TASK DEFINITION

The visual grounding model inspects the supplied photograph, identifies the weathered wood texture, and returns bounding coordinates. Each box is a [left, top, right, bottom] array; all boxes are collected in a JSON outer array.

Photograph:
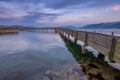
[[114, 37, 120, 63], [87, 32, 112, 57], [59, 28, 120, 63]]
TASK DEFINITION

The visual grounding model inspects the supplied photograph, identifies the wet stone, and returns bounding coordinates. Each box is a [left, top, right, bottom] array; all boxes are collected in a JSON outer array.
[[42, 64, 87, 80]]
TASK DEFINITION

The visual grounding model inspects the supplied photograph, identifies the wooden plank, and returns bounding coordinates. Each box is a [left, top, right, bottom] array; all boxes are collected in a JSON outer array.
[[114, 37, 120, 63], [59, 28, 120, 63]]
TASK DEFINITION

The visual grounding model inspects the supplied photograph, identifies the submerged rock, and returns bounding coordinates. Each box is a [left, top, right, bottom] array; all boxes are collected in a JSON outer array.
[[42, 63, 87, 80]]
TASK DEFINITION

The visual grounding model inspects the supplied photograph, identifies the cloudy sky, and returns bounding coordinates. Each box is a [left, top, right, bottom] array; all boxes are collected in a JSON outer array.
[[0, 0, 120, 27]]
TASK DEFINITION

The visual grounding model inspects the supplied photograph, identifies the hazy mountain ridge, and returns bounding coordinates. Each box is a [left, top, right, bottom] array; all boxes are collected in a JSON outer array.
[[60, 26, 78, 29], [0, 25, 35, 29], [81, 21, 120, 29], [0, 21, 120, 29]]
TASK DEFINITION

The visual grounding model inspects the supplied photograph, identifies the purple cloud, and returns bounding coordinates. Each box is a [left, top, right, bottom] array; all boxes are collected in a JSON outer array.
[[0, 0, 120, 27]]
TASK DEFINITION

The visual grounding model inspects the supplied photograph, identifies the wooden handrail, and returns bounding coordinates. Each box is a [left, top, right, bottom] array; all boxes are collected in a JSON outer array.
[[59, 28, 120, 63]]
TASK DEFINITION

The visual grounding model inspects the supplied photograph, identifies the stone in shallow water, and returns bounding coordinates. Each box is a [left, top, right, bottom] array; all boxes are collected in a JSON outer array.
[[42, 76, 50, 80], [43, 63, 87, 80]]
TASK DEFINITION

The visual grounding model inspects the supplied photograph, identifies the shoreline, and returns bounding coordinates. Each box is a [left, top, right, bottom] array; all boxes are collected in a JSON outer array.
[[61, 35, 120, 80], [0, 28, 18, 34]]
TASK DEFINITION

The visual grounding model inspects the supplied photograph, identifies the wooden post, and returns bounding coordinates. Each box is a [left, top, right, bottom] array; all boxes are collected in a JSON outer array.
[[59, 29, 62, 36], [109, 32, 117, 61], [94, 30, 96, 47], [82, 32, 88, 54], [61, 31, 64, 38], [46, 28, 47, 32], [55, 28, 57, 33], [74, 31, 78, 44], [85, 32, 88, 46], [68, 33, 70, 40], [111, 32, 114, 36], [64, 32, 66, 37], [66, 33, 70, 44], [63, 32, 65, 38]]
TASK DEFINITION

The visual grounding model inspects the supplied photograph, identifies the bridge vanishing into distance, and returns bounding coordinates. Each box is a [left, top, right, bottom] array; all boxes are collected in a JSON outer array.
[[0, 27, 120, 64]]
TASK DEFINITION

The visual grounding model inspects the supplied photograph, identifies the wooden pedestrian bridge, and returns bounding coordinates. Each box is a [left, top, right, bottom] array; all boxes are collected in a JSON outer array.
[[0, 27, 120, 64]]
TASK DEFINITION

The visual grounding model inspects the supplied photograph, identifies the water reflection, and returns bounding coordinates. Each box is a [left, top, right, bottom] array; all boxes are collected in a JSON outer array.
[[0, 31, 86, 80]]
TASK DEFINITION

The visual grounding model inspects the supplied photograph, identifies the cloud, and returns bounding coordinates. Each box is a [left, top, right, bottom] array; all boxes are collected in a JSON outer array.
[[36, 13, 60, 23], [0, 0, 41, 4], [0, 0, 120, 27], [41, 0, 120, 10], [22, 11, 60, 23], [113, 5, 120, 11], [42, 0, 88, 9], [1, 0, 119, 10], [0, 2, 28, 18], [0, 1, 61, 25]]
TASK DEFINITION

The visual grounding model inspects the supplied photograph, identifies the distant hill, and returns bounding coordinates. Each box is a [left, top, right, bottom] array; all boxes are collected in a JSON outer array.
[[81, 21, 120, 29], [0, 25, 35, 29], [1, 21, 120, 29], [60, 26, 78, 29]]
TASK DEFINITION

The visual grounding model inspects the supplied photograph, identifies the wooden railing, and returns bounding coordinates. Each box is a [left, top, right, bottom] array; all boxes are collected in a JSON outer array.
[[58, 28, 120, 63]]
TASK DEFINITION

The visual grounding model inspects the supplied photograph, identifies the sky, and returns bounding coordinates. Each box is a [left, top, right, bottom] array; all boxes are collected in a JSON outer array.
[[0, 0, 120, 27]]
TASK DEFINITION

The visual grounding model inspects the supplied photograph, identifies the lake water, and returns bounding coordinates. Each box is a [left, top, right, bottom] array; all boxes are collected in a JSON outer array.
[[0, 31, 86, 80]]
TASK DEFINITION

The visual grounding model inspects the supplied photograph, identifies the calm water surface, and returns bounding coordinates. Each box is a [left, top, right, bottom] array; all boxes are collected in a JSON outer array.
[[0, 31, 86, 80]]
